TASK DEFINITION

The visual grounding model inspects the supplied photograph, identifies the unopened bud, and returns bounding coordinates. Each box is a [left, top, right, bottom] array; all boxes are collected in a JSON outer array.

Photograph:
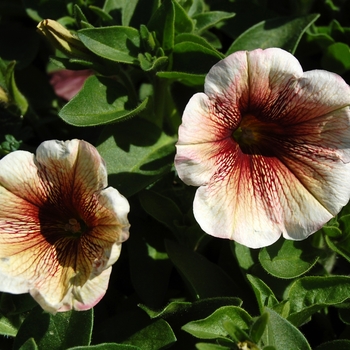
[[37, 19, 90, 59]]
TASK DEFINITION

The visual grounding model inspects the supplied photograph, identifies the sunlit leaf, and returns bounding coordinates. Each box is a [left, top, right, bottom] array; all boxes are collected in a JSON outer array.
[[287, 276, 350, 326], [260, 308, 311, 350], [182, 306, 251, 340], [59, 75, 148, 126], [13, 307, 93, 350], [78, 26, 140, 64], [227, 14, 319, 55], [259, 238, 319, 279]]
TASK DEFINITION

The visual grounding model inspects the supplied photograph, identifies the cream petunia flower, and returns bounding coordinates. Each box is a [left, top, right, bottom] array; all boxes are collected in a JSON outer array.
[[0, 139, 130, 312], [175, 48, 350, 248]]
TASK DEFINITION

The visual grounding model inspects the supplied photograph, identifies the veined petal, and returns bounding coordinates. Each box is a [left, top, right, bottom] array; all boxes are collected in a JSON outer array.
[[193, 147, 333, 248], [175, 48, 350, 248], [0, 139, 130, 312]]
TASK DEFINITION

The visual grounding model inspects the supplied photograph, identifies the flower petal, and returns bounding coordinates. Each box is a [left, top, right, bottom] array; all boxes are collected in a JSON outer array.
[[0, 139, 130, 312]]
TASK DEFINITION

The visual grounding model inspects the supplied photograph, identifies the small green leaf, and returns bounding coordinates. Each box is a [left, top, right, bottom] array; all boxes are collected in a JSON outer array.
[[59, 75, 148, 126], [148, 0, 175, 52], [18, 338, 38, 350], [165, 240, 237, 299], [247, 275, 278, 314], [5, 61, 28, 115], [182, 306, 252, 340], [123, 319, 176, 349], [78, 26, 140, 64], [0, 313, 20, 336], [227, 14, 319, 55], [13, 307, 93, 350], [173, 0, 194, 34], [321, 42, 350, 74], [260, 308, 311, 350], [97, 118, 176, 197], [250, 313, 269, 344], [89, 5, 114, 21], [156, 71, 205, 86], [259, 238, 319, 279]]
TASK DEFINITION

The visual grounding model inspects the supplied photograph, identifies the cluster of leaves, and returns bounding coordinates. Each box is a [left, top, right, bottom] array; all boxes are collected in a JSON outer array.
[[1, 0, 350, 349]]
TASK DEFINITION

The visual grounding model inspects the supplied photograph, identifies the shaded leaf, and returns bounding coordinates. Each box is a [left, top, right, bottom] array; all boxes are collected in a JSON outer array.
[[97, 118, 176, 197], [165, 240, 237, 299]]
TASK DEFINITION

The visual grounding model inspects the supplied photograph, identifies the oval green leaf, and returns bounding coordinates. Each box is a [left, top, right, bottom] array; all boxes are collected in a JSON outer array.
[[78, 26, 140, 64], [59, 75, 148, 126], [259, 239, 319, 279]]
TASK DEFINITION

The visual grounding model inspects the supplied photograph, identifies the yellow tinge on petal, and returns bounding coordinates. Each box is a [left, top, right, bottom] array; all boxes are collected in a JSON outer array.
[[37, 19, 91, 59]]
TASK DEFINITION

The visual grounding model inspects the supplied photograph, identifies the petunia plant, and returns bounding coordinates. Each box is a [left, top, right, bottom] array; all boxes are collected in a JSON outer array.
[[2, 0, 350, 349]]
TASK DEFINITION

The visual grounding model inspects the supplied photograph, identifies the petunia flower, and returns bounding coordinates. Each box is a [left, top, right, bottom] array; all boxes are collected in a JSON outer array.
[[175, 47, 350, 248], [0, 139, 130, 312]]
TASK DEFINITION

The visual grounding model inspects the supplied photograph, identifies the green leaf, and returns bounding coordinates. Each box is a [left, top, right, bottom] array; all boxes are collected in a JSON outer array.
[[165, 240, 237, 299], [0, 312, 20, 337], [231, 242, 257, 271], [18, 338, 38, 350], [97, 118, 176, 198], [123, 319, 176, 349], [325, 234, 350, 263], [175, 33, 224, 54], [140, 297, 242, 320], [156, 71, 205, 86], [247, 275, 278, 314], [13, 307, 93, 350], [148, 0, 175, 52], [321, 42, 350, 75], [192, 11, 235, 33], [171, 41, 221, 74], [260, 308, 311, 350], [78, 26, 140, 64], [5, 61, 28, 115], [173, 0, 194, 34], [227, 14, 320, 55], [250, 313, 269, 344], [287, 276, 350, 326], [138, 189, 183, 235], [59, 75, 148, 126], [182, 306, 252, 340], [258, 238, 319, 279]]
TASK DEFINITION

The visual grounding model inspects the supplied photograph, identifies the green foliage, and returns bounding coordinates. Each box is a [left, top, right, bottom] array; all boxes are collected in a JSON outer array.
[[1, 0, 350, 349]]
